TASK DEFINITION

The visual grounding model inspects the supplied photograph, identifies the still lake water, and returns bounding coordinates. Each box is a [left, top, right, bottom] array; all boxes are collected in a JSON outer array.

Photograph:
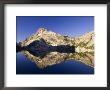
[[16, 52, 94, 74]]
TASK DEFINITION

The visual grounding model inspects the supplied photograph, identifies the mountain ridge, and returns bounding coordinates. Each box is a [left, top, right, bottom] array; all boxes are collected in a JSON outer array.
[[19, 28, 94, 53]]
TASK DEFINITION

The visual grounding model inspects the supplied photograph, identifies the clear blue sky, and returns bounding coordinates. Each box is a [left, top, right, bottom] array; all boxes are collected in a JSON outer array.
[[16, 16, 94, 42]]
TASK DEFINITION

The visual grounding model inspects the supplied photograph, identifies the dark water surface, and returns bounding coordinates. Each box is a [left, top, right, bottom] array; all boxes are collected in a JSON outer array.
[[16, 52, 94, 74]]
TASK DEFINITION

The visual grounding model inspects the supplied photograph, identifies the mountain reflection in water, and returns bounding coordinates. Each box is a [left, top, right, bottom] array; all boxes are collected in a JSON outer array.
[[17, 49, 94, 69], [16, 51, 94, 74]]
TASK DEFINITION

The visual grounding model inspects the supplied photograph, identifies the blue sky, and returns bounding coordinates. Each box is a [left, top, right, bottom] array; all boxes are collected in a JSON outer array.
[[16, 16, 94, 42]]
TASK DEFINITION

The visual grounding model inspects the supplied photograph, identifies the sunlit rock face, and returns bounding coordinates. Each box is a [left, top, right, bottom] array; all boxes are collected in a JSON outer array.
[[20, 28, 75, 47], [17, 28, 94, 68], [75, 31, 94, 53]]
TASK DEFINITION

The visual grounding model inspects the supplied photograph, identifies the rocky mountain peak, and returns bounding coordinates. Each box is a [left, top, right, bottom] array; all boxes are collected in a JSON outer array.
[[20, 28, 94, 49], [37, 28, 47, 34]]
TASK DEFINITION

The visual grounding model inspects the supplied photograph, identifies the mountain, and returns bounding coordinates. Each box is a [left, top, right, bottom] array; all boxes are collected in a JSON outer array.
[[20, 28, 75, 47], [18, 28, 94, 68], [75, 31, 94, 53]]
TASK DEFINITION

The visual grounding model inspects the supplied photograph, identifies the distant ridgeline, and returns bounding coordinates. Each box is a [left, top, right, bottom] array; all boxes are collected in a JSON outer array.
[[17, 28, 94, 68]]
